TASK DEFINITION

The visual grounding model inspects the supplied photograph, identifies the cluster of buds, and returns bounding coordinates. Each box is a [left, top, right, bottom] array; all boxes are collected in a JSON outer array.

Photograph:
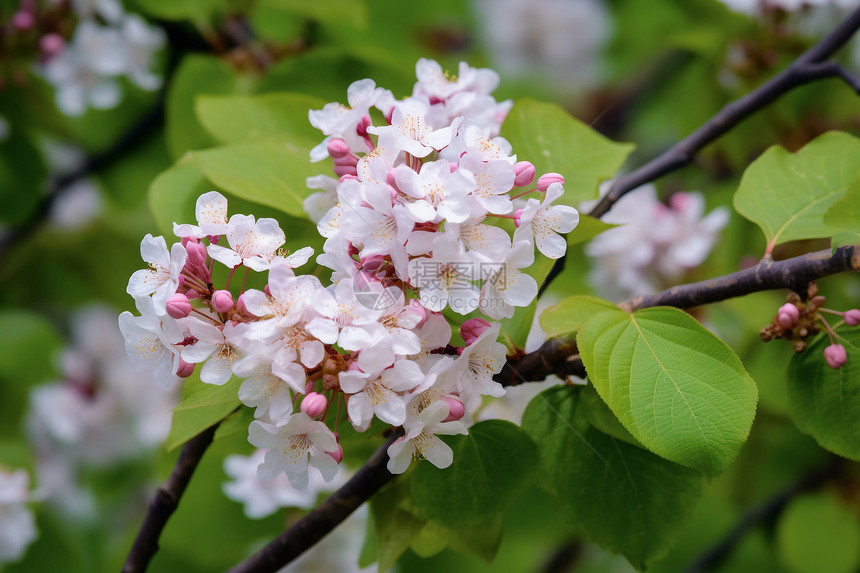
[[120, 59, 580, 489], [760, 283, 859, 369], [1, 0, 165, 115]]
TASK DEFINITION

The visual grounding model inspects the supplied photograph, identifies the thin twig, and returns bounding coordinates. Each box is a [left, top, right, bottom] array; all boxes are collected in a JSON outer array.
[[122, 421, 222, 573], [226, 432, 402, 573], [684, 458, 844, 573], [588, 4, 860, 219]]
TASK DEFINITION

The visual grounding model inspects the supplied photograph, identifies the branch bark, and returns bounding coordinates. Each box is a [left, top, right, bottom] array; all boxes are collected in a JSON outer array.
[[122, 421, 221, 573], [226, 432, 402, 573]]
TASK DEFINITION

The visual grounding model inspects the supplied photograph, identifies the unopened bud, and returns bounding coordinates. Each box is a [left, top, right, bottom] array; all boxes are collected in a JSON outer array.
[[327, 442, 344, 464], [186, 241, 207, 266], [12, 11, 35, 30], [513, 161, 536, 187], [40, 33, 66, 58], [333, 154, 358, 167], [304, 380, 316, 395], [442, 395, 465, 422], [236, 293, 248, 315], [333, 163, 358, 178], [844, 309, 860, 327], [166, 293, 192, 319], [212, 290, 233, 313], [176, 358, 195, 378], [327, 138, 351, 158], [824, 344, 847, 369], [449, 161, 458, 173], [461, 318, 492, 345], [513, 208, 525, 227], [807, 295, 826, 312], [536, 173, 564, 192], [777, 303, 799, 330], [301, 392, 328, 417]]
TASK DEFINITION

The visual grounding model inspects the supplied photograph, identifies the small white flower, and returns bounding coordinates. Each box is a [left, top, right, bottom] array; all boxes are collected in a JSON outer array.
[[386, 401, 467, 474], [513, 182, 579, 259], [0, 468, 37, 565], [207, 214, 286, 271], [118, 297, 184, 387], [126, 234, 187, 315]]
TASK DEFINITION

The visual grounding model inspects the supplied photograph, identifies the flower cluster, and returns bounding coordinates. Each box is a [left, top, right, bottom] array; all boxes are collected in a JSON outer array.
[[583, 184, 729, 301], [760, 283, 860, 369], [16, 0, 167, 116], [119, 58, 579, 488]]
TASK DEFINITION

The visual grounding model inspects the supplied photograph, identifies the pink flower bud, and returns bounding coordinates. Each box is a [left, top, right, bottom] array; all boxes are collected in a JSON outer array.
[[777, 303, 800, 330], [339, 174, 359, 182], [236, 293, 248, 315], [327, 442, 344, 464], [669, 192, 692, 212], [333, 163, 358, 177], [442, 395, 465, 422], [212, 290, 233, 313], [166, 293, 192, 319], [40, 33, 66, 58], [327, 138, 351, 158], [513, 208, 525, 227], [301, 392, 328, 418], [449, 161, 459, 173], [176, 358, 195, 378], [537, 173, 565, 192], [824, 344, 847, 369], [514, 161, 536, 187], [304, 380, 316, 395], [461, 318, 492, 345], [186, 241, 207, 267], [12, 11, 35, 30], [844, 309, 860, 327], [333, 154, 358, 167]]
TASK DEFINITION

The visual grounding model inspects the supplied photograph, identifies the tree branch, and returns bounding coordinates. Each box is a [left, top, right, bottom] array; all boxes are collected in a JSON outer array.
[[499, 245, 857, 388], [684, 458, 845, 573], [226, 432, 402, 573], [588, 4, 860, 219], [122, 420, 221, 573]]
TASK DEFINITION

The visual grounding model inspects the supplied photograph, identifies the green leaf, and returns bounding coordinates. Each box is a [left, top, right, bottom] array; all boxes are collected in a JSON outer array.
[[579, 384, 639, 447], [166, 55, 249, 160], [539, 295, 619, 338], [787, 327, 860, 460], [253, 0, 368, 28], [733, 131, 860, 251], [371, 479, 425, 572], [500, 98, 633, 205], [776, 493, 860, 573], [195, 93, 325, 146], [411, 515, 505, 563], [832, 230, 860, 248], [824, 178, 860, 238], [135, 0, 227, 21], [577, 306, 758, 475], [172, 373, 242, 411], [522, 386, 703, 569], [186, 140, 317, 219], [0, 132, 47, 225], [149, 163, 211, 236], [409, 420, 538, 527], [166, 374, 240, 451]]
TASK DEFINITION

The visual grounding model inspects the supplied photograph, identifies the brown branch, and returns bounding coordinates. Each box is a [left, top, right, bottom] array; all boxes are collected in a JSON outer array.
[[226, 432, 402, 573], [588, 4, 860, 220], [501, 245, 858, 388], [122, 421, 221, 573]]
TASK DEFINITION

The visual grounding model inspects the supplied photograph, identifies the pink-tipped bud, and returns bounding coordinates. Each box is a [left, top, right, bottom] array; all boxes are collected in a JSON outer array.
[[514, 161, 536, 187], [449, 161, 459, 173], [212, 290, 233, 313], [513, 207, 525, 227], [176, 358, 195, 378], [327, 138, 351, 158], [301, 392, 328, 418], [339, 174, 359, 182], [777, 303, 800, 330], [166, 293, 192, 319], [333, 154, 358, 167], [442, 395, 465, 422], [180, 236, 197, 247], [824, 344, 847, 369], [333, 163, 358, 178], [12, 11, 35, 30], [304, 380, 316, 395], [186, 241, 207, 266], [40, 33, 66, 58], [327, 442, 344, 464], [844, 309, 860, 327], [461, 318, 492, 345], [236, 293, 249, 315], [537, 173, 565, 192]]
